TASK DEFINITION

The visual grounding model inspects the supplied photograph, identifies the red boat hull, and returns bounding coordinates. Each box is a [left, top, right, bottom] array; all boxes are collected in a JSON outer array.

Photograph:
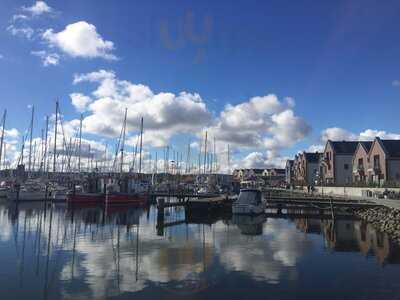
[[67, 193, 148, 206]]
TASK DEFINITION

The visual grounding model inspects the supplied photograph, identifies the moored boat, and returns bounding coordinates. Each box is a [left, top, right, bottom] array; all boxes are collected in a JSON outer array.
[[232, 189, 266, 215]]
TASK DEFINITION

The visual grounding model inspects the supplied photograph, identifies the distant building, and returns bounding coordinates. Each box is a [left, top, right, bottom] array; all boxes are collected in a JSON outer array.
[[285, 160, 294, 185], [293, 152, 321, 186], [367, 137, 400, 185], [264, 168, 286, 186], [352, 141, 373, 184], [321, 140, 358, 185]]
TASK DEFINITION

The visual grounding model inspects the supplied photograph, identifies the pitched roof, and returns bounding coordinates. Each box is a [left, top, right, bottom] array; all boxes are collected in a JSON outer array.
[[274, 168, 286, 175], [359, 141, 373, 152], [304, 152, 321, 163], [380, 140, 400, 158], [329, 141, 359, 154]]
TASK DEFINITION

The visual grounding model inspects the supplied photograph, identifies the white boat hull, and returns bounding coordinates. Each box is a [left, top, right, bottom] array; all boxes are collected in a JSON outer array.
[[232, 203, 265, 215], [7, 191, 48, 201]]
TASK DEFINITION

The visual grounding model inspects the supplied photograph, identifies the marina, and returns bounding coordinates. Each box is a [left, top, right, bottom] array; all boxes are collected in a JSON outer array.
[[0, 202, 400, 300], [2, 1, 400, 298]]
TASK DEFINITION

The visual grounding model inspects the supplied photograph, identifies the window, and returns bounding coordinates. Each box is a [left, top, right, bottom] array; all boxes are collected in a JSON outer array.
[[358, 158, 363, 168], [344, 164, 349, 170], [373, 155, 380, 169]]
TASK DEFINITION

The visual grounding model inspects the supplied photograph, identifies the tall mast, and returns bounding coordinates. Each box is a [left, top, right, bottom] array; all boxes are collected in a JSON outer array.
[[43, 116, 49, 175], [227, 144, 230, 174], [39, 129, 44, 173], [53, 101, 59, 173], [78, 114, 83, 173], [120, 108, 128, 175], [0, 109, 6, 170], [87, 144, 91, 172], [203, 131, 207, 174], [155, 151, 158, 174], [213, 136, 217, 173], [103, 143, 108, 172], [186, 141, 191, 174], [2, 141, 6, 169], [138, 117, 144, 175], [28, 105, 34, 173]]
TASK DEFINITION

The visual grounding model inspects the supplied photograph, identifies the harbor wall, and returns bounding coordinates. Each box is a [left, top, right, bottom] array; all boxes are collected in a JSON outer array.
[[302, 186, 400, 209]]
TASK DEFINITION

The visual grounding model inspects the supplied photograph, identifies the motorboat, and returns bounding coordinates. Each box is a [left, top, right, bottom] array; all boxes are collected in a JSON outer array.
[[7, 182, 49, 201], [232, 188, 266, 215]]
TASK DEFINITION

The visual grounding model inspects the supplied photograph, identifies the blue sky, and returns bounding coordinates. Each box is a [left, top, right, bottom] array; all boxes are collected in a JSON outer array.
[[1, 0, 400, 170]]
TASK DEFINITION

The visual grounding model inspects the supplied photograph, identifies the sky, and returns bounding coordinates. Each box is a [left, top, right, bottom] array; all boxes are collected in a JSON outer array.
[[1, 0, 400, 171]]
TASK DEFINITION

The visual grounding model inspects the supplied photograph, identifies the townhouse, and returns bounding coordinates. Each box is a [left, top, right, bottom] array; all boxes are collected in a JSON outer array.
[[367, 137, 400, 185], [292, 151, 321, 186], [321, 141, 358, 185]]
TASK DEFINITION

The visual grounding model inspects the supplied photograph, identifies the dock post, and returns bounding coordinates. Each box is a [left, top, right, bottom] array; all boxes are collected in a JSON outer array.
[[329, 198, 335, 222], [45, 184, 48, 203], [16, 183, 20, 204], [156, 198, 165, 236]]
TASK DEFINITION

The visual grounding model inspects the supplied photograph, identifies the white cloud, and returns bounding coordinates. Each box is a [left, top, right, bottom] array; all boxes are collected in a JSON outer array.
[[241, 152, 268, 168], [307, 144, 324, 152], [70, 93, 93, 113], [73, 69, 116, 84], [209, 95, 310, 149], [7, 24, 34, 39], [321, 127, 356, 142], [31, 50, 60, 66], [358, 129, 400, 140], [321, 127, 400, 142], [22, 1, 52, 16], [42, 21, 117, 60], [239, 151, 289, 169], [73, 70, 212, 146], [4, 128, 19, 139], [12, 14, 28, 21]]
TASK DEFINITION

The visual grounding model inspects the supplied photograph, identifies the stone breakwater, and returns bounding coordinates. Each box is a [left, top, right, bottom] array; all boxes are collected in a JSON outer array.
[[355, 207, 400, 244]]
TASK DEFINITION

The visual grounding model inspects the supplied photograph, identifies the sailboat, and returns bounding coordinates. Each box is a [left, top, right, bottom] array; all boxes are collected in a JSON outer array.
[[7, 105, 50, 201], [67, 112, 147, 206], [105, 114, 148, 206]]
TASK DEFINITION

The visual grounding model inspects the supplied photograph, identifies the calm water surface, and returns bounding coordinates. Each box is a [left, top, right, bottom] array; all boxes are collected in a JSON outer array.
[[0, 202, 400, 300]]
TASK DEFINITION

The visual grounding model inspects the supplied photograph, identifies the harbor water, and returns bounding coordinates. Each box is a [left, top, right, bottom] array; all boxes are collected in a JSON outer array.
[[0, 202, 399, 300]]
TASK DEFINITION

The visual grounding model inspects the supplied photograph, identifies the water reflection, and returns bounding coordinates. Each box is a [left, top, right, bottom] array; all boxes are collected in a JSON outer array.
[[0, 202, 399, 300]]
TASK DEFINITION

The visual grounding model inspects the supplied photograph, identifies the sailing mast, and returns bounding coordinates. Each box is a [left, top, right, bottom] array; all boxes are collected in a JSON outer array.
[[0, 109, 6, 170], [138, 117, 144, 175], [227, 144, 231, 174], [120, 108, 128, 175], [28, 105, 34, 173], [78, 114, 83, 173], [43, 116, 49, 175], [213, 136, 217, 173], [203, 131, 207, 174], [53, 101, 59, 174]]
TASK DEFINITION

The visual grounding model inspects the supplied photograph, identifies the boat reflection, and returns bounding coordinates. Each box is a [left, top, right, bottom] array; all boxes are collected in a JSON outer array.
[[294, 218, 400, 265], [232, 214, 266, 235], [0, 203, 399, 300]]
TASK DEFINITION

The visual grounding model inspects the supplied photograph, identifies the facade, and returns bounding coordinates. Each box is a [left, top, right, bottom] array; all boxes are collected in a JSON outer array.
[[233, 168, 265, 181], [322, 141, 358, 185], [352, 141, 373, 184], [367, 138, 400, 185], [285, 160, 294, 186], [264, 168, 286, 186], [293, 152, 321, 186], [233, 168, 285, 187]]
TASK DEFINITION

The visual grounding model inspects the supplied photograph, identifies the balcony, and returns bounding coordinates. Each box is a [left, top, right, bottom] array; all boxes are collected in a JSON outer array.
[[353, 165, 364, 174], [373, 165, 381, 175]]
